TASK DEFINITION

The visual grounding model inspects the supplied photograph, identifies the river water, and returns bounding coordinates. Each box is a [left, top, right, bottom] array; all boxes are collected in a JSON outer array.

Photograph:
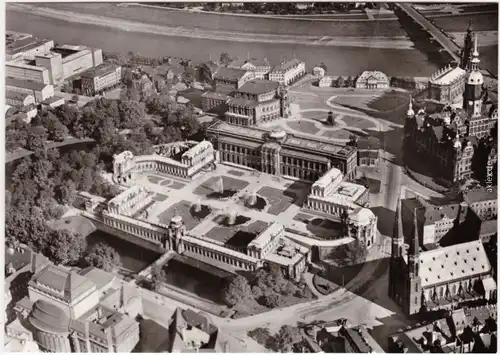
[[7, 10, 443, 77]]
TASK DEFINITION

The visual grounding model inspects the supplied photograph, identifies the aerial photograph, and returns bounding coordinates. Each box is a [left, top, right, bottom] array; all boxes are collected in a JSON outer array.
[[3, 1, 498, 353]]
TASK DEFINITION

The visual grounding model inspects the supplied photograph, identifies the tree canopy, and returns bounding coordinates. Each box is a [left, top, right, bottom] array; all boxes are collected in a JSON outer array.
[[84, 242, 122, 272], [222, 275, 252, 307]]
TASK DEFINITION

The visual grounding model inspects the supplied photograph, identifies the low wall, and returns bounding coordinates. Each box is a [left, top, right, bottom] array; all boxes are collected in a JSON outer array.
[[83, 214, 166, 254]]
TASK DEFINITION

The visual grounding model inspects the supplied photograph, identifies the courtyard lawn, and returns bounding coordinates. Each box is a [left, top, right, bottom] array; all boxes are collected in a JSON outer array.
[[257, 186, 297, 215], [320, 129, 352, 140], [341, 115, 376, 130], [286, 120, 321, 135], [170, 181, 186, 190], [227, 170, 245, 177], [193, 175, 250, 196], [204, 220, 269, 248], [366, 90, 409, 113], [51, 215, 96, 236], [147, 174, 164, 185], [299, 110, 330, 121], [157, 200, 209, 230], [153, 193, 168, 202], [159, 179, 172, 186]]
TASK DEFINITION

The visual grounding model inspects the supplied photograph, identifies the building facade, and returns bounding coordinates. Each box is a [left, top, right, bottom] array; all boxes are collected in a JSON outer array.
[[76, 64, 122, 96], [206, 121, 358, 181], [224, 79, 290, 125], [6, 33, 54, 61], [113, 141, 215, 183], [201, 91, 231, 113], [5, 90, 35, 107], [355, 71, 389, 89], [6, 62, 51, 84], [228, 57, 272, 80], [463, 186, 497, 220], [213, 67, 255, 94], [428, 64, 466, 103], [268, 58, 306, 86]]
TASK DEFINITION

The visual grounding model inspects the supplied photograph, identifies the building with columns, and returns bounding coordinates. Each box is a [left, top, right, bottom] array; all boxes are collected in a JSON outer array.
[[112, 140, 215, 183], [206, 121, 358, 181], [268, 58, 306, 86], [303, 167, 376, 248], [389, 198, 496, 315], [107, 185, 153, 217], [13, 264, 141, 353], [224, 79, 290, 126]]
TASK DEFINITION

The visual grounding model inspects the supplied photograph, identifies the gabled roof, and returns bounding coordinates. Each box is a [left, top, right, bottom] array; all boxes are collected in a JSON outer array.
[[270, 58, 303, 73], [463, 186, 497, 204], [214, 67, 248, 81], [418, 240, 491, 288]]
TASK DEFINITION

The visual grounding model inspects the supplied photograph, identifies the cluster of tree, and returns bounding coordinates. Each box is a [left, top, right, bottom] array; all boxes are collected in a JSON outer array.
[[390, 76, 418, 90], [84, 242, 122, 272], [202, 2, 377, 15], [222, 264, 309, 309], [248, 325, 303, 353], [150, 264, 168, 291], [331, 76, 356, 88]]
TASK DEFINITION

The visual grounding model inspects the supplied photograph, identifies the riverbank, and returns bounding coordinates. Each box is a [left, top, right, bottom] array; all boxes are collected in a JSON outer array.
[[6, 3, 414, 49]]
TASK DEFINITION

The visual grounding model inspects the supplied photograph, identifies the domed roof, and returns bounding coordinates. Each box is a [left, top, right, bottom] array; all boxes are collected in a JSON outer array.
[[348, 208, 375, 226], [29, 300, 70, 334], [171, 215, 183, 224], [269, 130, 286, 140]]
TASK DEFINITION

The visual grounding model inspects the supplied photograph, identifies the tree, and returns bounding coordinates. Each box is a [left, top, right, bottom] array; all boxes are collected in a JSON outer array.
[[262, 292, 280, 308], [336, 76, 345, 88], [275, 325, 302, 353], [57, 179, 77, 205], [346, 76, 355, 88], [118, 100, 145, 129], [84, 242, 122, 272], [44, 229, 86, 266], [151, 264, 167, 291], [343, 239, 368, 266], [222, 275, 252, 307], [319, 62, 328, 72], [219, 52, 231, 66], [26, 126, 47, 153], [44, 114, 69, 142]]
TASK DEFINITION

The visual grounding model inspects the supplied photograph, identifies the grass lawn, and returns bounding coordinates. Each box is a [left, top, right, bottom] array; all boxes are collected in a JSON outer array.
[[367, 90, 409, 113], [257, 186, 297, 215], [227, 169, 245, 177], [299, 110, 330, 121], [286, 120, 320, 134], [341, 115, 376, 130], [156, 200, 206, 230], [193, 176, 249, 196], [204, 220, 269, 248], [51, 215, 96, 236], [332, 95, 373, 110], [159, 179, 172, 186], [313, 274, 340, 295], [153, 193, 168, 202], [147, 175, 163, 185], [320, 129, 352, 140], [170, 181, 186, 190]]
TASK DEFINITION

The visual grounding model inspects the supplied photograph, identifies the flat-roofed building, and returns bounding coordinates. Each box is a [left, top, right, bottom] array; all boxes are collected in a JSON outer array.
[[268, 58, 306, 86], [5, 90, 35, 107], [206, 122, 358, 180], [74, 63, 121, 96], [41, 95, 65, 109], [6, 77, 54, 102], [6, 33, 54, 61], [6, 61, 51, 84]]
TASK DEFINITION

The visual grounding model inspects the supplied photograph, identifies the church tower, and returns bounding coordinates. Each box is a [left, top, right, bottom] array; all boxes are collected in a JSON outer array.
[[407, 96, 415, 119], [389, 198, 405, 303], [406, 208, 422, 315], [463, 34, 484, 117], [460, 20, 474, 70]]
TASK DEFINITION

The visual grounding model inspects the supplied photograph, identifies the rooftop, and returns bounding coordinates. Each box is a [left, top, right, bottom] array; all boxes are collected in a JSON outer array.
[[29, 265, 97, 302], [357, 70, 389, 82], [6, 36, 52, 55], [6, 77, 50, 91], [418, 240, 492, 288], [214, 67, 249, 81], [227, 97, 259, 108], [77, 267, 116, 292], [80, 63, 119, 79], [430, 66, 466, 85], [201, 91, 232, 100], [463, 186, 498, 204], [207, 121, 356, 158], [270, 58, 304, 73], [357, 136, 381, 150], [5, 90, 33, 101], [238, 79, 279, 95], [313, 167, 343, 189], [248, 222, 284, 249]]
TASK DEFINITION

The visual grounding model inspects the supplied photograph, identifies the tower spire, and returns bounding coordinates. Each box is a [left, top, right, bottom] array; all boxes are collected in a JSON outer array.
[[407, 95, 415, 117], [409, 208, 420, 257], [392, 198, 404, 258]]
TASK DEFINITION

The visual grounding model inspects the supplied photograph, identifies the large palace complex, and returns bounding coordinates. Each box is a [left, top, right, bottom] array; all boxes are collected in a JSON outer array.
[[206, 121, 358, 181]]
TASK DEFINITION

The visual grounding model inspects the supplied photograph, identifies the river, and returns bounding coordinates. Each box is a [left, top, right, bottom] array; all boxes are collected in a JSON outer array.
[[7, 9, 442, 77]]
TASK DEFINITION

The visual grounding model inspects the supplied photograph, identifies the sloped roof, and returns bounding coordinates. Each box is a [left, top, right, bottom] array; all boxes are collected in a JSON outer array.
[[78, 266, 116, 291], [418, 240, 491, 288], [30, 265, 96, 302], [29, 300, 70, 334], [238, 79, 279, 95], [214, 67, 248, 81], [227, 97, 259, 108], [463, 186, 497, 204], [168, 308, 219, 352], [270, 58, 303, 73]]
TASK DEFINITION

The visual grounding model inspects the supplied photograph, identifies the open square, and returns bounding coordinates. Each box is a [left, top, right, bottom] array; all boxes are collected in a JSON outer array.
[[341, 115, 376, 130], [321, 129, 353, 140], [257, 186, 297, 215]]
